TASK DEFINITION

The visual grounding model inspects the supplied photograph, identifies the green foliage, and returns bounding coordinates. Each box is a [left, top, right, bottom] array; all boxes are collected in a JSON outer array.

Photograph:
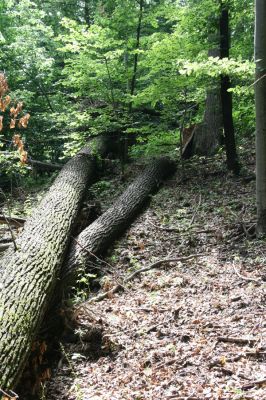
[[73, 268, 97, 304], [0, 0, 256, 170]]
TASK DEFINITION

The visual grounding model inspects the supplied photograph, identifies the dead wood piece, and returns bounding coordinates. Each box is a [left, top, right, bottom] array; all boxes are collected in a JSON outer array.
[[0, 243, 12, 253], [189, 194, 202, 226], [148, 219, 179, 233], [217, 336, 257, 345], [242, 378, 266, 390], [232, 264, 261, 283], [0, 215, 26, 227], [1, 212, 18, 250], [86, 253, 206, 304], [209, 354, 243, 368], [0, 136, 111, 391]]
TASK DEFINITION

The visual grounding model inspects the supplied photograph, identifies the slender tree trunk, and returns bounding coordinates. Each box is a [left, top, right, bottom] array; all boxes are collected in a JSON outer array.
[[0, 137, 110, 390], [220, 3, 240, 174], [185, 49, 223, 158], [129, 0, 144, 111], [255, 0, 266, 234], [104, 57, 116, 109], [84, 0, 91, 26], [61, 158, 176, 286]]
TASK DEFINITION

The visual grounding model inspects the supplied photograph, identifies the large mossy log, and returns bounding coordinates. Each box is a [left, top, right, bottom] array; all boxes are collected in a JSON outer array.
[[0, 140, 108, 390], [62, 158, 176, 285]]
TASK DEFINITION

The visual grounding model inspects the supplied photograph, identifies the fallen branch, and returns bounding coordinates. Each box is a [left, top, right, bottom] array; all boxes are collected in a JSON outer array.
[[189, 194, 202, 226], [217, 336, 257, 345], [1, 211, 18, 251], [126, 253, 206, 281], [0, 215, 26, 227], [242, 377, 266, 390], [0, 243, 12, 253], [72, 238, 115, 274], [232, 263, 261, 283], [86, 253, 206, 304]]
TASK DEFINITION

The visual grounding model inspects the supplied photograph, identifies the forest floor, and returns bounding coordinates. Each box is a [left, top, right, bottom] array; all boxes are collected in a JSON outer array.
[[2, 145, 266, 400], [44, 146, 266, 400]]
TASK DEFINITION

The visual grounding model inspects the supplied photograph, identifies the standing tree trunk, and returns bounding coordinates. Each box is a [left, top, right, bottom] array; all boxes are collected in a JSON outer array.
[[0, 137, 109, 390], [61, 158, 176, 286], [84, 0, 91, 26], [192, 53, 223, 156], [255, 0, 266, 234], [129, 0, 144, 111], [220, 2, 240, 174], [184, 50, 223, 158]]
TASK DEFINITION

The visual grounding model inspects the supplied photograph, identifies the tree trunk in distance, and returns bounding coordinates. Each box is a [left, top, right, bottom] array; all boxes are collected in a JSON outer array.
[[0, 137, 109, 390], [255, 0, 266, 234], [191, 49, 223, 157], [61, 158, 176, 286], [28, 158, 62, 173], [220, 3, 240, 174]]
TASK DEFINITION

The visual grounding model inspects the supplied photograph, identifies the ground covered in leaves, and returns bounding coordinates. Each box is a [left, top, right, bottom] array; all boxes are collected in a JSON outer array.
[[5, 149, 266, 400], [43, 149, 266, 400]]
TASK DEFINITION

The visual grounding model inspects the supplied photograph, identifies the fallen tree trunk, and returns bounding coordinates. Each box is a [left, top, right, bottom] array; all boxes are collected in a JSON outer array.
[[0, 137, 110, 390], [28, 158, 62, 172], [62, 158, 176, 285]]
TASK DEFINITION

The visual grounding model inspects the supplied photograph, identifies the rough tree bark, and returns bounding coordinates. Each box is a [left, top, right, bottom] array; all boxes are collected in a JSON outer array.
[[220, 3, 240, 174], [255, 0, 266, 234], [0, 137, 109, 390], [61, 158, 176, 286], [189, 49, 223, 158]]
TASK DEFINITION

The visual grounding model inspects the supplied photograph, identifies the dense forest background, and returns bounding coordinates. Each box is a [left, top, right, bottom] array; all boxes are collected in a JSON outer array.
[[0, 0, 254, 181]]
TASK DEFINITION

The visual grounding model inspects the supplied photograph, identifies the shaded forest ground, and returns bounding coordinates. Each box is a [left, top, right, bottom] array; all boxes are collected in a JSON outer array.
[[2, 141, 266, 400], [44, 143, 265, 400]]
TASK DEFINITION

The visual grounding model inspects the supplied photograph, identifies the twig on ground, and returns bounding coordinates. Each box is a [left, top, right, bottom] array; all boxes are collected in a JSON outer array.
[[125, 253, 206, 282], [189, 193, 202, 226], [232, 263, 261, 283], [242, 377, 266, 390], [87, 253, 206, 303], [87, 284, 123, 303], [72, 237, 115, 274], [209, 354, 244, 368], [147, 218, 179, 232], [2, 211, 18, 251], [0, 242, 12, 252], [246, 351, 266, 357], [0, 214, 25, 227], [217, 336, 257, 345], [192, 228, 215, 234], [241, 222, 256, 239]]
